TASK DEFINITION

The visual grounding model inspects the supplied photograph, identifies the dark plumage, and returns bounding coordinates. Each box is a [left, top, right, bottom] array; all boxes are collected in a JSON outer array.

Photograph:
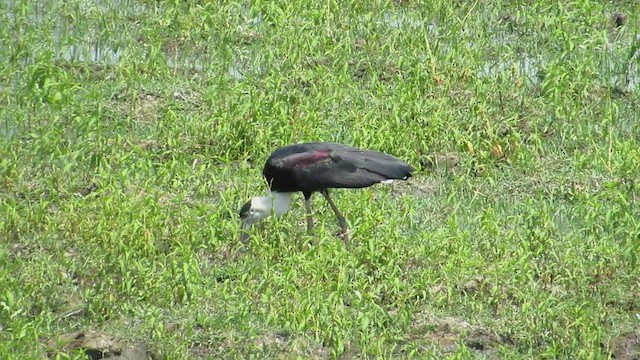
[[239, 142, 415, 244]]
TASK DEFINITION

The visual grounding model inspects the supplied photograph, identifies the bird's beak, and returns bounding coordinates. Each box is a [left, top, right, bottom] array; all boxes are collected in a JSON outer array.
[[240, 219, 253, 242]]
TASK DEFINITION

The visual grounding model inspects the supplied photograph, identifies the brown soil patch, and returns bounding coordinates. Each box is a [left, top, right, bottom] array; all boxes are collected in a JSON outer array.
[[410, 312, 502, 357], [420, 152, 460, 174], [45, 331, 155, 360], [133, 94, 162, 124], [389, 176, 438, 198], [605, 331, 640, 360]]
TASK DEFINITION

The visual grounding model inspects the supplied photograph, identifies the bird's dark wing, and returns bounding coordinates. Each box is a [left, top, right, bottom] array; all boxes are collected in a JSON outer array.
[[268, 144, 415, 190]]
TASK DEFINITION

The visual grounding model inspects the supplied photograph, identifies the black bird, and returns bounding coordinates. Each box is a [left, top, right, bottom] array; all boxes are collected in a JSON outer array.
[[239, 142, 415, 244]]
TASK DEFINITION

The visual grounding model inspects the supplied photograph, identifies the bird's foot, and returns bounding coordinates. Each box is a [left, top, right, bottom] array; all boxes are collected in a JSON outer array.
[[336, 229, 350, 246]]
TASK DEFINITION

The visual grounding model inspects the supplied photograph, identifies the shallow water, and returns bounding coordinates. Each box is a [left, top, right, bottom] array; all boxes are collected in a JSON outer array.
[[3, 0, 638, 90], [2, 0, 638, 103]]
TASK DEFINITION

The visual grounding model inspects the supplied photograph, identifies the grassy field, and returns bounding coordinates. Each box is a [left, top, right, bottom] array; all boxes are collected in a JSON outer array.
[[1, 0, 639, 358]]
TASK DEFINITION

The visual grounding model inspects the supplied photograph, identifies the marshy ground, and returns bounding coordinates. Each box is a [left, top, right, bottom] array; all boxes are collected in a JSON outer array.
[[1, 0, 639, 358]]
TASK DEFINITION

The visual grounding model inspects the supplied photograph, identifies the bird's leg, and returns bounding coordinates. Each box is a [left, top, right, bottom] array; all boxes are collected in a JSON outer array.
[[320, 189, 349, 244], [304, 194, 314, 234]]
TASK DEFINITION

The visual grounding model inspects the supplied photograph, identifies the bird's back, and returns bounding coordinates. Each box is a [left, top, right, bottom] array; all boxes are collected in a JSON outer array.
[[263, 142, 415, 193]]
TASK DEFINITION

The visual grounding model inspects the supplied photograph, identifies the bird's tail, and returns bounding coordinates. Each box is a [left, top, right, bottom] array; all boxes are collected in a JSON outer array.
[[357, 150, 415, 180]]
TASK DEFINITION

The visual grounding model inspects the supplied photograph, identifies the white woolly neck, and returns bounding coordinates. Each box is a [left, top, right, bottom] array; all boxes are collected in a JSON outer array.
[[253, 191, 294, 217]]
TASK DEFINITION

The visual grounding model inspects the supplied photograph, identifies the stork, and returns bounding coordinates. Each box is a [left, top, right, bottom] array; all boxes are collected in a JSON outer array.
[[239, 142, 415, 244]]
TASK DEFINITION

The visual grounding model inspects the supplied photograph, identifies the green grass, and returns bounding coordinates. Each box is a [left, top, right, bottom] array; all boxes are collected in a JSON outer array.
[[1, 0, 639, 358]]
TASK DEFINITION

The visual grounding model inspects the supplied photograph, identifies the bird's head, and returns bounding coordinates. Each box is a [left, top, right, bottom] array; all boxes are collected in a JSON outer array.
[[238, 192, 294, 242], [239, 196, 271, 242]]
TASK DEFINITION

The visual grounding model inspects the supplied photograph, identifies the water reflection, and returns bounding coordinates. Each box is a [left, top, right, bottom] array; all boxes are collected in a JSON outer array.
[[478, 56, 540, 85]]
